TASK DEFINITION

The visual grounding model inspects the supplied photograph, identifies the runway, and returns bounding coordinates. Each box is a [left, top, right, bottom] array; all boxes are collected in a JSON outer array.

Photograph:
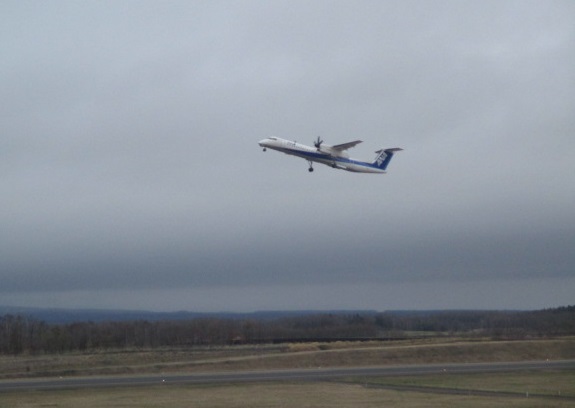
[[1, 360, 574, 392]]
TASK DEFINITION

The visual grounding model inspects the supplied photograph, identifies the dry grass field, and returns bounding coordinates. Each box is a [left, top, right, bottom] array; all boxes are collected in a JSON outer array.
[[1, 337, 574, 379], [1, 337, 574, 407], [355, 369, 575, 398], [1, 376, 575, 408]]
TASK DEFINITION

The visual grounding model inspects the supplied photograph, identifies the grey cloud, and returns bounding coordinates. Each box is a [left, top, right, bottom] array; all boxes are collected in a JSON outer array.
[[1, 1, 574, 311]]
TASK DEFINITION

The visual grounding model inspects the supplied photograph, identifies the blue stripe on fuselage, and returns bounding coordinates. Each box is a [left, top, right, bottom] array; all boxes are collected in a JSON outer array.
[[274, 146, 377, 170]]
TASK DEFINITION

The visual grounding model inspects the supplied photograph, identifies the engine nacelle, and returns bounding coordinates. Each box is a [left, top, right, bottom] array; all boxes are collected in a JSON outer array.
[[319, 146, 350, 158]]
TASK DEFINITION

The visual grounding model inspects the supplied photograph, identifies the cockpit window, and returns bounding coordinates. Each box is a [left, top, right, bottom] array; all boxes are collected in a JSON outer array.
[[269, 137, 277, 140]]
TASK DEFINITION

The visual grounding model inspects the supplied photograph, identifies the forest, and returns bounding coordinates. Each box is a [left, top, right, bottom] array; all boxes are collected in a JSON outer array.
[[1, 306, 573, 355]]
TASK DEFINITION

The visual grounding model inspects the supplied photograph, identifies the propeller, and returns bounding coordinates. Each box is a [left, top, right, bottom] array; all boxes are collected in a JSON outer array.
[[314, 136, 324, 149]]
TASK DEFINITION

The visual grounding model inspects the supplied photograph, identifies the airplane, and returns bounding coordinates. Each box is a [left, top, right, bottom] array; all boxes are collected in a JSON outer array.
[[259, 136, 402, 173]]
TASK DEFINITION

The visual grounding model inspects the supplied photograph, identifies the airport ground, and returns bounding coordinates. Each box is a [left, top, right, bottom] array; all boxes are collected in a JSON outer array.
[[1, 337, 574, 407]]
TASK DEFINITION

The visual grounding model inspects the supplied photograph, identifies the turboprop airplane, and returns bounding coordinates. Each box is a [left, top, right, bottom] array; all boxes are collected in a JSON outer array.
[[259, 136, 402, 173]]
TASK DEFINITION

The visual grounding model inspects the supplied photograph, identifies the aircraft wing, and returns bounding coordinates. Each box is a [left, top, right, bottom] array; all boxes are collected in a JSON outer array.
[[331, 140, 363, 151]]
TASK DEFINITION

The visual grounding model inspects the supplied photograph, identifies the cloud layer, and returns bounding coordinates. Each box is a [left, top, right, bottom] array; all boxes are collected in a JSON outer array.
[[2, 1, 574, 311]]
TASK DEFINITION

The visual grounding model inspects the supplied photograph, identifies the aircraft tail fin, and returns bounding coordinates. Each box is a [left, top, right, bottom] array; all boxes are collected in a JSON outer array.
[[373, 148, 403, 170]]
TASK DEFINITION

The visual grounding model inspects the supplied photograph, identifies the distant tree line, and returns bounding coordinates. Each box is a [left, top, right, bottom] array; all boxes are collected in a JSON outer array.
[[1, 306, 573, 355]]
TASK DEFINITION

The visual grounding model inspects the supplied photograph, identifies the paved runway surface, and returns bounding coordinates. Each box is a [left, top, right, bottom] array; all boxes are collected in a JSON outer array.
[[1, 360, 574, 392]]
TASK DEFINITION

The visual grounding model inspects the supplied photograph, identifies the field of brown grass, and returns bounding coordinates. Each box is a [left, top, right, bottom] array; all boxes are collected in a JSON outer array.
[[1, 376, 575, 408], [1, 337, 574, 380], [1, 337, 574, 407], [356, 369, 575, 397]]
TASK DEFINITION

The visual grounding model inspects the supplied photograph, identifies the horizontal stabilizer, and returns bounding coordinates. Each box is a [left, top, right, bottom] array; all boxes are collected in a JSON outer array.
[[375, 148, 403, 154]]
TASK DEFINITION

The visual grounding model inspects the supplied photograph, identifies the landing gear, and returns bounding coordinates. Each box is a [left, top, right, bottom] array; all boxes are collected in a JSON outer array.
[[262, 148, 267, 152], [307, 160, 314, 172]]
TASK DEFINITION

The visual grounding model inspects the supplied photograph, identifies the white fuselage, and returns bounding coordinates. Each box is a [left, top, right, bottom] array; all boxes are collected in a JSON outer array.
[[259, 137, 388, 173]]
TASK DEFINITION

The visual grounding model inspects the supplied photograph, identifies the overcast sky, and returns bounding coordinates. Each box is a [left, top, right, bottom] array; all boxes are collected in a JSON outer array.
[[2, 1, 574, 312]]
